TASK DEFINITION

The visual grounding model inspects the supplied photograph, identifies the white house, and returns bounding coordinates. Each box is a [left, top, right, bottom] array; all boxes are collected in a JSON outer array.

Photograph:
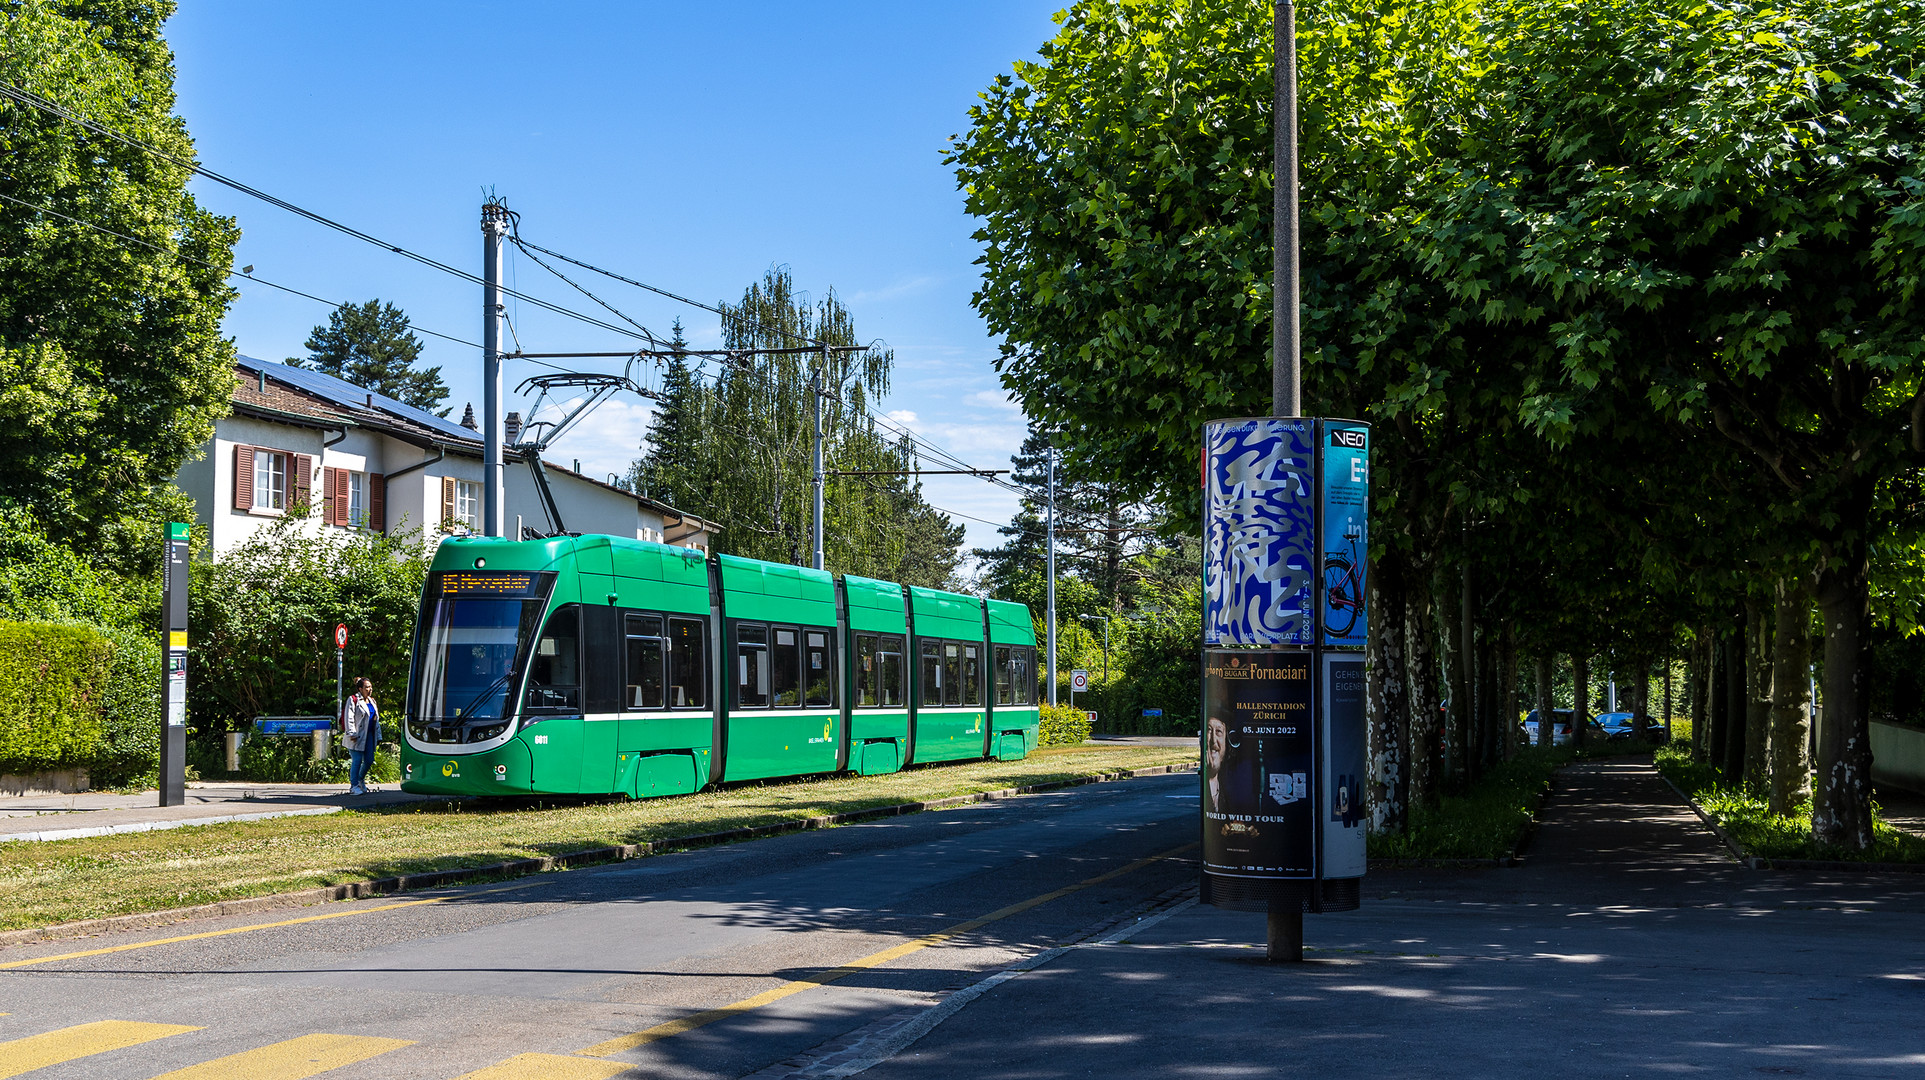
[[174, 357, 715, 557]]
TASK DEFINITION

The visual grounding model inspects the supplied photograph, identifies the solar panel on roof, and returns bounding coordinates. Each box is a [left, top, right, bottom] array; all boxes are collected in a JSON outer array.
[[239, 354, 479, 442]]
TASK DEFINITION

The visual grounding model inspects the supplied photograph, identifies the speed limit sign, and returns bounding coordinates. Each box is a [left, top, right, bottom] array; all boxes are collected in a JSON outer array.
[[1070, 669, 1089, 692], [335, 623, 349, 649]]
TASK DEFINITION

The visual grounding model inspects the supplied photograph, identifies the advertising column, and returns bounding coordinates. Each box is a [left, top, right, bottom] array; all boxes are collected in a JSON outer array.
[[1201, 417, 1369, 914], [160, 521, 189, 807]]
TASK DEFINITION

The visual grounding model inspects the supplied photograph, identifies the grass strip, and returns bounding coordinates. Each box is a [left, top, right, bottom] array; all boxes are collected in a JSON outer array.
[[1368, 745, 1577, 861], [1654, 743, 1925, 863], [0, 744, 1194, 932]]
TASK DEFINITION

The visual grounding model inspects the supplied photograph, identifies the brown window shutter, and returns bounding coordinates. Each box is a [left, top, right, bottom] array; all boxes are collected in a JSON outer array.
[[335, 467, 352, 527], [233, 445, 254, 510], [293, 454, 313, 513], [368, 473, 386, 533], [442, 475, 456, 524], [322, 467, 338, 524]]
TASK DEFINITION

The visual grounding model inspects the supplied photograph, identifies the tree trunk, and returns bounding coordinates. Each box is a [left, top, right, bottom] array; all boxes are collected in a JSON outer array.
[[1722, 621, 1747, 784], [1452, 564, 1474, 788], [1500, 626, 1519, 760], [1535, 653, 1554, 750], [1366, 547, 1409, 834], [1704, 629, 1726, 768], [1744, 597, 1773, 793], [1812, 550, 1874, 849], [1405, 574, 1441, 810], [1631, 659, 1651, 741], [1769, 577, 1812, 816], [1688, 632, 1708, 761], [1662, 654, 1673, 732], [1571, 653, 1590, 750]]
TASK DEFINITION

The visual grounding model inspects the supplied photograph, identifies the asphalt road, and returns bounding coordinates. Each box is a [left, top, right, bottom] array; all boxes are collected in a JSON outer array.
[[0, 771, 1203, 1080]]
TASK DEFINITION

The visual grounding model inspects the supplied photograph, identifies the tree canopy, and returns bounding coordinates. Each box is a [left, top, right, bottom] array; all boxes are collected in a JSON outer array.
[[633, 269, 967, 588], [953, 0, 1925, 846], [0, 0, 238, 569], [288, 299, 450, 416]]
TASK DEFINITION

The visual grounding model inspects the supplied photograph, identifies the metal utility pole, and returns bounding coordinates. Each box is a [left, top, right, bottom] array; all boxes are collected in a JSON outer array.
[[1273, 0, 1300, 418], [812, 350, 827, 571], [1269, 0, 1303, 964], [481, 200, 510, 538], [1046, 443, 1058, 707]]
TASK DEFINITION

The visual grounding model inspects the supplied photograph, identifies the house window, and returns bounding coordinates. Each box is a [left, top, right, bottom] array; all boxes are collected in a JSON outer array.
[[253, 451, 286, 511], [347, 471, 367, 527], [447, 479, 480, 531]]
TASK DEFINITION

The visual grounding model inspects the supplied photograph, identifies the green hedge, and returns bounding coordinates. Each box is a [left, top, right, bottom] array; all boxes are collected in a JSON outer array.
[[90, 625, 163, 788], [1039, 702, 1093, 746], [0, 621, 114, 774]]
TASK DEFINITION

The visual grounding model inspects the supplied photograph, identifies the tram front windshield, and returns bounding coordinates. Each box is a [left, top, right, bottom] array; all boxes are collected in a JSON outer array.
[[409, 571, 553, 744]]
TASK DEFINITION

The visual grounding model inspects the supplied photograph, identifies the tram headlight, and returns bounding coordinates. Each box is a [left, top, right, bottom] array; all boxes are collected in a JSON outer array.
[[473, 557, 486, 568]]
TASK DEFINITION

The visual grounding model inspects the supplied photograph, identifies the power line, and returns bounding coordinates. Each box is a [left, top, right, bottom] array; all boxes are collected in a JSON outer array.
[[0, 188, 484, 350], [0, 81, 649, 342]]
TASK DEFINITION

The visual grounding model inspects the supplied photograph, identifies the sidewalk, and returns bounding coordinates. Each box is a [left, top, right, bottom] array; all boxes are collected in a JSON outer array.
[[0, 782, 433, 843], [858, 758, 1925, 1080]]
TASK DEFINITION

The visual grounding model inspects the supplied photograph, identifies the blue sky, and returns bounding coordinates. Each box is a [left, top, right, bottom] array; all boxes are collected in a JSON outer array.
[[165, 2, 1062, 557]]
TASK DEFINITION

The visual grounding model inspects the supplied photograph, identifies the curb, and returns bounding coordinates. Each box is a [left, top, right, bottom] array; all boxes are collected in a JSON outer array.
[[1658, 771, 1753, 864], [1659, 771, 1925, 873], [0, 761, 1197, 948], [0, 805, 347, 844]]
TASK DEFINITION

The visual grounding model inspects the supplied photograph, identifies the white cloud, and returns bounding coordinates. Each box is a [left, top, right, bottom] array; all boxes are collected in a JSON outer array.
[[538, 396, 657, 484], [886, 409, 919, 425]]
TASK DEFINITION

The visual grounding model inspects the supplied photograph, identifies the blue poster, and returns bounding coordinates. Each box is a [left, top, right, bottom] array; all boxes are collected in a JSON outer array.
[[1203, 418, 1315, 646], [1319, 421, 1370, 647]]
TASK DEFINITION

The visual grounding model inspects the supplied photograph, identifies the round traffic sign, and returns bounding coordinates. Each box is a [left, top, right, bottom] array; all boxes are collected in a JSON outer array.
[[1070, 669, 1089, 692], [335, 623, 349, 649]]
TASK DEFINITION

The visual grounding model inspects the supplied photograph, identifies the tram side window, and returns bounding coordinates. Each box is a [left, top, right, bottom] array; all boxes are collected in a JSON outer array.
[[855, 634, 878, 707], [919, 640, 942, 706], [963, 644, 981, 706], [994, 646, 1012, 705], [771, 625, 801, 706], [943, 642, 962, 706], [668, 617, 705, 708], [736, 623, 769, 708], [878, 635, 904, 707], [1012, 647, 1033, 705], [625, 613, 664, 710], [525, 605, 581, 712], [804, 630, 833, 707]]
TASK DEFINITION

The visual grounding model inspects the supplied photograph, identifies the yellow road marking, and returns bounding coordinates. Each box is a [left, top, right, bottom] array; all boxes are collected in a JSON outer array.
[[576, 842, 1198, 1057], [149, 1033, 414, 1080], [0, 881, 545, 971], [0, 1020, 201, 1079], [453, 1053, 632, 1080]]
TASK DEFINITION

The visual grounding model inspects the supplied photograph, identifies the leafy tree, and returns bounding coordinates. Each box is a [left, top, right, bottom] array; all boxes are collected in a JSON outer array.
[[633, 268, 968, 587], [288, 299, 450, 416], [1405, 0, 1925, 847], [0, 0, 239, 566]]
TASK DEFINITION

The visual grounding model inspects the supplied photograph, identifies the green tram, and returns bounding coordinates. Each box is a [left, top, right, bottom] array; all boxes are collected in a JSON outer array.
[[398, 534, 1041, 798]]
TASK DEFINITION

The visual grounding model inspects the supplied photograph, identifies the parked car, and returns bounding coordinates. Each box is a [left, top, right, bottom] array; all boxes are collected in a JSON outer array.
[[1521, 708, 1574, 745], [1595, 712, 1672, 745]]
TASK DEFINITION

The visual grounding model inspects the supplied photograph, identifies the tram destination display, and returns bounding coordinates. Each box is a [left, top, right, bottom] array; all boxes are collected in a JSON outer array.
[[1202, 650, 1315, 878]]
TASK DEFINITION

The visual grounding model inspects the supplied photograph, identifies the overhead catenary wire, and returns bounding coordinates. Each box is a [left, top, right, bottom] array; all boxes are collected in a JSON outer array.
[[0, 81, 651, 343], [0, 188, 485, 351]]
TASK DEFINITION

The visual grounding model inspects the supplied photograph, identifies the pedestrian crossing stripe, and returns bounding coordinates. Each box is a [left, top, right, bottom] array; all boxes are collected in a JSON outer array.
[[0, 1020, 200, 1079], [452, 1053, 631, 1080], [148, 1033, 415, 1080]]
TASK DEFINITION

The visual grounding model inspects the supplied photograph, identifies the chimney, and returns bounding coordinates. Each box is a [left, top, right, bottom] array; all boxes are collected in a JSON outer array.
[[505, 411, 522, 446], [460, 402, 478, 430]]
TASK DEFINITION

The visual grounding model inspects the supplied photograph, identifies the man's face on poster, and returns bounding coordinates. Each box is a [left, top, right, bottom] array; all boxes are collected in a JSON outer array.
[[1206, 716, 1227, 773]]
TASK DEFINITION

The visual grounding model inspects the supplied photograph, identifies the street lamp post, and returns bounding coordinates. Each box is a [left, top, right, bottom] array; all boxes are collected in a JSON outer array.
[[1078, 613, 1110, 684]]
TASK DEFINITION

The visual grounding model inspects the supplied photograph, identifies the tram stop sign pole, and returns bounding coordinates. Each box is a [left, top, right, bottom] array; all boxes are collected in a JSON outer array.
[[1200, 418, 1370, 961], [160, 522, 190, 807]]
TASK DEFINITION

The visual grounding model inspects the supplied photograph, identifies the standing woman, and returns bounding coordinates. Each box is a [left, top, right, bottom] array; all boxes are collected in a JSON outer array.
[[341, 677, 382, 795]]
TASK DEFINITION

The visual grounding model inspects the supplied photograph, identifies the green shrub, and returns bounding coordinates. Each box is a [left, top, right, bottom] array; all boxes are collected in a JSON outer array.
[[0, 621, 113, 774], [1370, 745, 1574, 860], [1655, 741, 1925, 862], [89, 625, 163, 788], [1039, 702, 1093, 746]]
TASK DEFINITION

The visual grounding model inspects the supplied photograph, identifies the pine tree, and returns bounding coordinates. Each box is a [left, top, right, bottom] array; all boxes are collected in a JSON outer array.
[[289, 300, 450, 416]]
